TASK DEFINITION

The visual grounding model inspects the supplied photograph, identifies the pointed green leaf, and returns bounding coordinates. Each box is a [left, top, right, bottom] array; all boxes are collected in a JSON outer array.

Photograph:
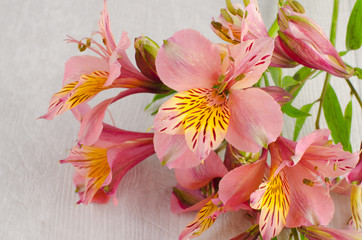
[[144, 90, 176, 110], [293, 67, 313, 81], [323, 84, 350, 151], [269, 67, 282, 87], [293, 102, 315, 141], [343, 100, 352, 152], [281, 103, 312, 118], [282, 76, 298, 88], [346, 0, 362, 50], [354, 67, 362, 79]]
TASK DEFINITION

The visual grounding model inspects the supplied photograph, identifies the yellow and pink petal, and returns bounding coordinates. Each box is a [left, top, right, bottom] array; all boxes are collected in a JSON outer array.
[[219, 151, 267, 211], [250, 171, 290, 240], [154, 88, 230, 161]]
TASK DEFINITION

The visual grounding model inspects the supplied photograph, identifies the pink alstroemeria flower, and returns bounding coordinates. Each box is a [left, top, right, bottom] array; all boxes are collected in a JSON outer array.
[[278, 5, 354, 78], [247, 130, 358, 240], [171, 151, 228, 213], [61, 123, 155, 205], [211, 0, 298, 68], [153, 29, 283, 168], [40, 0, 164, 121]]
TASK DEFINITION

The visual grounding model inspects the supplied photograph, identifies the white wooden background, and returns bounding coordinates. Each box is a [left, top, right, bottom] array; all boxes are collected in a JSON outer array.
[[0, 0, 361, 239]]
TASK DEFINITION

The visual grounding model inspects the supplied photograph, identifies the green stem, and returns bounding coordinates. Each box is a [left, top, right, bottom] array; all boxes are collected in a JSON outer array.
[[291, 228, 300, 240], [315, 73, 331, 129], [268, 18, 279, 37], [315, 0, 339, 129], [263, 72, 270, 86], [289, 69, 318, 97], [345, 78, 362, 108], [330, 0, 339, 46]]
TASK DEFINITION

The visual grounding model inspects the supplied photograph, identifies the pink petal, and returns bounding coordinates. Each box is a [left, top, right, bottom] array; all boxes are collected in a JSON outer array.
[[285, 163, 334, 227], [106, 32, 147, 86], [71, 102, 91, 122], [63, 55, 109, 85], [302, 144, 359, 178], [155, 29, 221, 92], [347, 147, 362, 185], [171, 184, 214, 214], [98, 0, 116, 52], [261, 86, 292, 106], [227, 38, 274, 90], [240, 1, 269, 40], [175, 151, 227, 190], [104, 138, 155, 197], [291, 129, 331, 165], [78, 88, 149, 145], [153, 131, 200, 169], [219, 151, 267, 211], [226, 88, 283, 153]]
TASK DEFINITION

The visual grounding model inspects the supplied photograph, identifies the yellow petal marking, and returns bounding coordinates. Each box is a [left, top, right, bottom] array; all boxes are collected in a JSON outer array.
[[252, 173, 290, 238], [66, 146, 111, 204], [158, 88, 230, 159], [180, 195, 223, 239], [48, 71, 110, 116], [351, 185, 362, 230]]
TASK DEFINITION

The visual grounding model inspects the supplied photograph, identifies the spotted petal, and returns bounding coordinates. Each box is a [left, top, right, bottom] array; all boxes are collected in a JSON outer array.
[[179, 196, 224, 240], [250, 172, 290, 240], [228, 38, 274, 90], [154, 88, 230, 160], [61, 146, 111, 205], [40, 71, 110, 120]]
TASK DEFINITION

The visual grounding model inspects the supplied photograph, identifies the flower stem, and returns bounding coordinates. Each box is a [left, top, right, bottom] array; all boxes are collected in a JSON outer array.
[[315, 0, 339, 129], [329, 0, 339, 46], [345, 78, 362, 108], [291, 228, 300, 240]]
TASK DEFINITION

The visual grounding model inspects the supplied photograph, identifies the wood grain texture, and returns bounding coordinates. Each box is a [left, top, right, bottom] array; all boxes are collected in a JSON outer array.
[[0, 0, 360, 239]]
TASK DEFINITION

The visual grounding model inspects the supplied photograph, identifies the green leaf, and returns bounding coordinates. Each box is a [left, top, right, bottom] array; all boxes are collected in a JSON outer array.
[[293, 67, 313, 81], [344, 100, 353, 152], [281, 103, 312, 118], [288, 67, 313, 100], [293, 102, 315, 141], [339, 51, 348, 56], [346, 0, 362, 50], [323, 84, 351, 151], [144, 90, 176, 110], [354, 67, 362, 79], [269, 67, 282, 87], [282, 76, 298, 88]]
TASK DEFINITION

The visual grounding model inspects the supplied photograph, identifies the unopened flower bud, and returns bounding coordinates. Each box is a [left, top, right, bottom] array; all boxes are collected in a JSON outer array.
[[224, 143, 261, 170], [277, 6, 354, 78], [134, 36, 160, 81]]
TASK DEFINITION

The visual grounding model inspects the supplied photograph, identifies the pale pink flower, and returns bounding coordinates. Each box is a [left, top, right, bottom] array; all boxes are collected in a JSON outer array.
[[248, 130, 358, 240], [153, 29, 283, 168], [278, 6, 354, 78], [171, 151, 227, 213], [61, 123, 154, 205], [211, 0, 298, 68], [40, 0, 164, 121]]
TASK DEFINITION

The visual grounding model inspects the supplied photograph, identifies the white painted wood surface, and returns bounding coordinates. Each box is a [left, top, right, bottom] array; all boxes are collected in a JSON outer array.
[[0, 0, 360, 239]]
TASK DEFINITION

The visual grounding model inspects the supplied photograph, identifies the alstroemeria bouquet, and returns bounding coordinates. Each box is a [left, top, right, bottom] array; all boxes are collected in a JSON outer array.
[[41, 0, 362, 239]]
